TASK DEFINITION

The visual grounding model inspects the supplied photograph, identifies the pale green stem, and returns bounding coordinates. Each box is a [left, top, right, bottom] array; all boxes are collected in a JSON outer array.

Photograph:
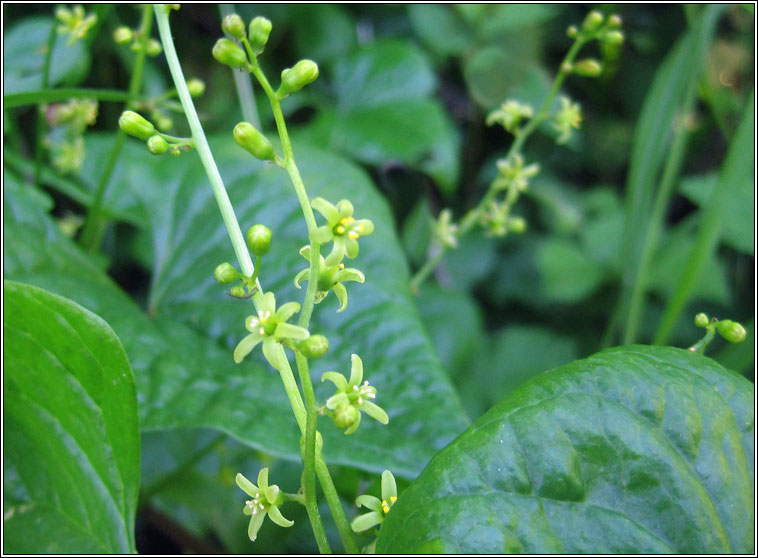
[[410, 37, 587, 289], [219, 4, 261, 129]]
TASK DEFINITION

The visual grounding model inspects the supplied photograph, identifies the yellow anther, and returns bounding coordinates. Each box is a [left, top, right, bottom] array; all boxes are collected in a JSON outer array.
[[339, 263, 345, 269], [382, 500, 390, 513], [341, 216, 355, 226], [358, 224, 365, 232], [348, 231, 360, 239], [336, 225, 345, 234], [390, 496, 397, 503]]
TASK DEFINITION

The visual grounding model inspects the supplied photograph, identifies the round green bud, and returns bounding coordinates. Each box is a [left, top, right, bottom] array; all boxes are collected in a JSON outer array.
[[212, 38, 248, 69], [508, 216, 527, 234], [119, 111, 156, 141], [279, 59, 319, 97], [113, 26, 133, 45], [299, 334, 329, 359], [608, 14, 622, 29], [246, 224, 273, 256], [249, 16, 272, 52], [603, 30, 625, 46], [230, 285, 246, 298], [233, 122, 275, 161], [145, 38, 162, 57], [214, 262, 239, 284], [582, 10, 604, 32], [716, 320, 746, 344], [147, 135, 168, 155], [694, 313, 709, 329], [170, 148, 181, 157], [222, 13, 246, 40], [187, 78, 206, 98], [155, 115, 173, 132], [573, 59, 603, 77], [333, 404, 359, 430], [566, 25, 579, 39]]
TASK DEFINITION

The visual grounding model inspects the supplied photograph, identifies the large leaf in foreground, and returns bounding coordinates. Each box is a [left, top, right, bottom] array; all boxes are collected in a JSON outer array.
[[377, 346, 754, 554], [3, 281, 139, 553], [4, 140, 468, 478]]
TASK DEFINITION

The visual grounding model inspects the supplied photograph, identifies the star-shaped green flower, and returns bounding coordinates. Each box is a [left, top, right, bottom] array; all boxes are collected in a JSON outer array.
[[294, 245, 365, 312], [234, 291, 310, 370], [322, 354, 388, 435], [310, 198, 374, 266], [236, 469, 294, 542], [351, 470, 398, 533], [552, 96, 582, 145]]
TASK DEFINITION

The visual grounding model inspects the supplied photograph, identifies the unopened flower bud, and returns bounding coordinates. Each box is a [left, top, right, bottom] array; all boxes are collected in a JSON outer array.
[[333, 404, 360, 430], [573, 59, 603, 77], [145, 38, 162, 57], [234, 122, 275, 161], [299, 334, 329, 359], [603, 30, 625, 46], [608, 14, 622, 29], [249, 16, 272, 52], [222, 13, 246, 40], [113, 26, 133, 45], [716, 320, 746, 344], [278, 60, 319, 97], [119, 111, 156, 141], [230, 285, 246, 298], [582, 11, 604, 32], [566, 25, 579, 38], [246, 224, 273, 256], [694, 313, 709, 329], [508, 216, 527, 234], [212, 38, 248, 69], [187, 78, 206, 97], [155, 115, 173, 132], [215, 262, 239, 284], [147, 135, 168, 155]]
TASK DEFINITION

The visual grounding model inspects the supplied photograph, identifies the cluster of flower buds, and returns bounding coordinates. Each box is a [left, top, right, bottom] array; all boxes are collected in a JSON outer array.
[[118, 110, 193, 156], [112, 25, 162, 57], [564, 11, 625, 79], [213, 14, 319, 100], [214, 224, 272, 298], [55, 5, 97, 45], [321, 354, 388, 435], [486, 100, 534, 135], [690, 312, 747, 353], [46, 98, 98, 174]]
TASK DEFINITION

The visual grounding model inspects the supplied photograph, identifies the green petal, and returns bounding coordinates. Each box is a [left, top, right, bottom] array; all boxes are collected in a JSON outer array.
[[275, 322, 310, 341], [299, 245, 311, 260], [262, 337, 287, 370], [381, 470, 397, 502], [310, 224, 334, 244], [261, 291, 276, 314], [257, 468, 269, 492], [333, 283, 348, 313], [293, 268, 310, 289], [234, 332, 263, 363], [311, 197, 339, 224], [321, 371, 348, 390], [361, 401, 389, 425], [334, 268, 365, 284], [350, 510, 383, 533], [276, 301, 301, 322], [264, 483, 279, 504], [247, 510, 266, 541], [355, 494, 383, 512], [345, 237, 359, 258], [344, 410, 361, 434], [236, 473, 259, 497], [349, 354, 363, 385], [354, 218, 374, 236], [336, 199, 354, 219], [325, 392, 349, 410], [268, 504, 294, 528], [328, 238, 348, 266]]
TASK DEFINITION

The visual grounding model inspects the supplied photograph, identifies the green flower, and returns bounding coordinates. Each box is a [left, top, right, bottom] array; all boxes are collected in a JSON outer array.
[[434, 208, 459, 249], [55, 5, 97, 45], [294, 246, 365, 312], [322, 354, 388, 435], [351, 470, 398, 533], [236, 469, 293, 542], [493, 153, 540, 193], [310, 198, 374, 266], [234, 291, 309, 369], [552, 96, 582, 145], [486, 99, 533, 134]]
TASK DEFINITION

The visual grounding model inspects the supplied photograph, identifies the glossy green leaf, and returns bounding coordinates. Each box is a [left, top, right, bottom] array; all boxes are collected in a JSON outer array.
[[3, 17, 91, 95], [291, 5, 356, 67], [377, 346, 754, 554], [332, 40, 436, 110], [3, 281, 139, 553], [4, 136, 469, 478]]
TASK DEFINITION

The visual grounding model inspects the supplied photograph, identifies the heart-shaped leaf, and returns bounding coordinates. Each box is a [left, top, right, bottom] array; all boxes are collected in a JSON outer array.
[[377, 346, 754, 553], [3, 281, 140, 553]]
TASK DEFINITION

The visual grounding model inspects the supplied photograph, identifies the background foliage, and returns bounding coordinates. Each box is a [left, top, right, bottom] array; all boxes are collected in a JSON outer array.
[[3, 4, 754, 554]]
